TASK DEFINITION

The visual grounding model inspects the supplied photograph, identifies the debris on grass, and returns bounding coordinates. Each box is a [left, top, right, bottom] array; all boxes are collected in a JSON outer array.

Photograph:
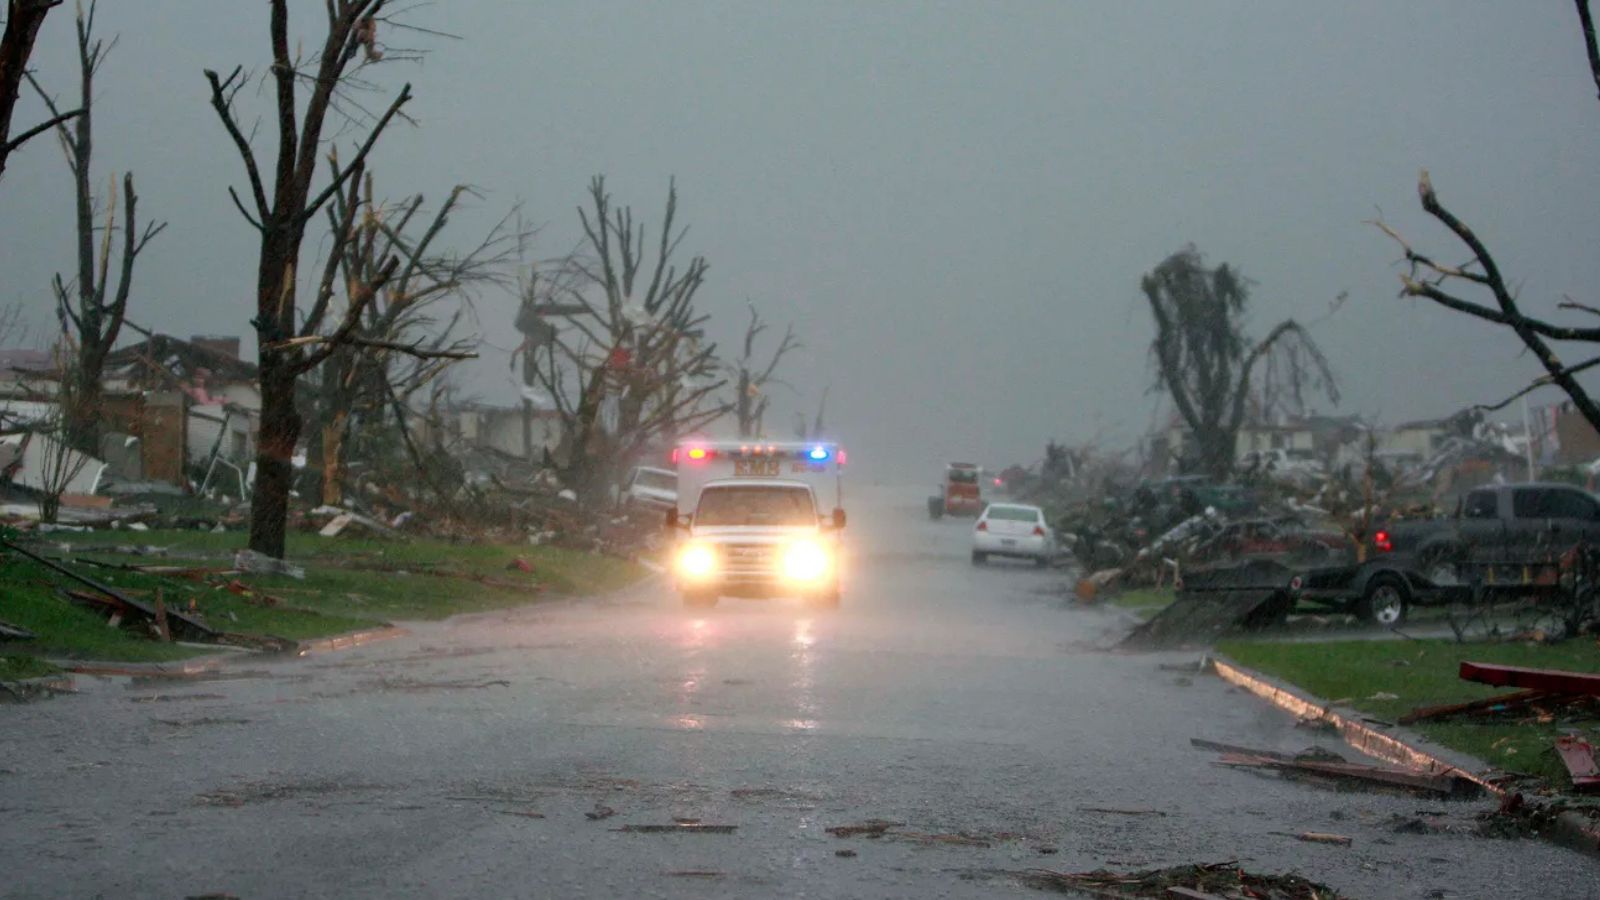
[[1078, 807, 1169, 817], [1554, 735, 1599, 793], [1010, 860, 1346, 899], [232, 549, 305, 580], [585, 803, 616, 821]]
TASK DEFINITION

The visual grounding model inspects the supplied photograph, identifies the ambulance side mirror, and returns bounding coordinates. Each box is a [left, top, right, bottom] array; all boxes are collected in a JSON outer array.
[[832, 508, 847, 529]]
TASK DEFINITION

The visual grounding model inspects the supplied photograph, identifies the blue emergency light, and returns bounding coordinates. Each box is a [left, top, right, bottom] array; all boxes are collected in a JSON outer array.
[[807, 445, 830, 461]]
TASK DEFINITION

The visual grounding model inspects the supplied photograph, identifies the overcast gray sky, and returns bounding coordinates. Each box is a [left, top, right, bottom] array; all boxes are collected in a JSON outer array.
[[4, 1, 1598, 481]]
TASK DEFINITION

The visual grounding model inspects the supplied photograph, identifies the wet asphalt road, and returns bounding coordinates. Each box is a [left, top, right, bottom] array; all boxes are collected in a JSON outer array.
[[2, 488, 1594, 899]]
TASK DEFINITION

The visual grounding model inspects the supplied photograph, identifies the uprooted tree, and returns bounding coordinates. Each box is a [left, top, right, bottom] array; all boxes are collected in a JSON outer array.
[[730, 304, 799, 439], [206, 0, 416, 558], [307, 174, 519, 507], [1142, 245, 1339, 479], [520, 176, 727, 508], [1373, 0, 1600, 436], [27, 1, 164, 451], [0, 0, 80, 188]]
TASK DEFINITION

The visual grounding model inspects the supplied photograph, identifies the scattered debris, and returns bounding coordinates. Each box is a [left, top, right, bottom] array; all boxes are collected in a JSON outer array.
[[232, 549, 306, 580], [1195, 738, 1481, 798], [664, 870, 723, 878], [364, 677, 510, 693], [613, 823, 737, 834], [196, 779, 383, 807], [834, 849, 857, 858], [826, 819, 904, 839], [1120, 562, 1295, 649], [127, 693, 227, 703], [1078, 807, 1169, 817], [0, 620, 36, 640], [1555, 735, 1600, 793], [1287, 831, 1352, 846], [1216, 750, 1480, 798], [1400, 689, 1555, 725], [154, 716, 251, 728], [586, 803, 616, 821], [496, 808, 546, 819], [1459, 661, 1600, 697], [1009, 860, 1346, 899]]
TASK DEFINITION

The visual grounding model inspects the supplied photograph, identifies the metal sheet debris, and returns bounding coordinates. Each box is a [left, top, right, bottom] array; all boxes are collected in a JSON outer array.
[[1459, 661, 1600, 698]]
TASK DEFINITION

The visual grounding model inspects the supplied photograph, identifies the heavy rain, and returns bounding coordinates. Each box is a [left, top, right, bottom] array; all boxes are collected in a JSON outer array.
[[1, 3, 1598, 898]]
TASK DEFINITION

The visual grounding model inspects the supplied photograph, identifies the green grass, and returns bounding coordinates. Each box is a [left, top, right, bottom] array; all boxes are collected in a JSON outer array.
[[3, 530, 647, 662], [0, 655, 61, 680], [0, 570, 205, 662], [1108, 587, 1176, 619], [1219, 637, 1600, 788]]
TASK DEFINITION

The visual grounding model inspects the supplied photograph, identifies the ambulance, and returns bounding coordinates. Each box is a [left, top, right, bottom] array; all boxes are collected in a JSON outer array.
[[666, 441, 846, 608]]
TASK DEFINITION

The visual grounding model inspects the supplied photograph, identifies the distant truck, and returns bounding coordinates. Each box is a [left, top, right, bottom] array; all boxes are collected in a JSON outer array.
[[927, 462, 983, 519], [667, 441, 846, 609]]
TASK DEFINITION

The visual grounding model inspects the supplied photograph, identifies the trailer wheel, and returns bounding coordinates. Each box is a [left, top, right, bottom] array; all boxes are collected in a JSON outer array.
[[1358, 575, 1409, 626]]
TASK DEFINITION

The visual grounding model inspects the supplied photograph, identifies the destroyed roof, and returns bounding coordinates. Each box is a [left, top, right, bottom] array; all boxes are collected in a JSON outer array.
[[0, 348, 56, 375], [104, 334, 257, 386]]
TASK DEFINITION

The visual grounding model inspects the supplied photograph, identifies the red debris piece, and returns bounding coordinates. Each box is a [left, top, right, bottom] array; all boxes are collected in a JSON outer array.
[[1555, 736, 1600, 793], [1459, 662, 1600, 698], [506, 558, 533, 573]]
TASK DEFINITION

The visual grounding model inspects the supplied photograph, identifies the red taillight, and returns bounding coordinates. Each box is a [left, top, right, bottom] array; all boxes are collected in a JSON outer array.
[[1374, 530, 1392, 552], [838, 450, 847, 466], [670, 448, 679, 464], [976, 521, 988, 531], [1032, 525, 1045, 537]]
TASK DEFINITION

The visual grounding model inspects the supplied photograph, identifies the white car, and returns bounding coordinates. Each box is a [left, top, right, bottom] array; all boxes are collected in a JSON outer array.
[[971, 503, 1057, 567], [622, 466, 678, 511]]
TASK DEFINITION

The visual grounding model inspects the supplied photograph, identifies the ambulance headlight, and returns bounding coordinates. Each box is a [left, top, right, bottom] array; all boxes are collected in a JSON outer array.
[[781, 539, 832, 584], [677, 542, 717, 580]]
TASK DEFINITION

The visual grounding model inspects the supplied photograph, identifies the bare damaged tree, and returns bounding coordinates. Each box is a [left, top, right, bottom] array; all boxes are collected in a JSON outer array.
[[307, 173, 518, 506], [1142, 245, 1339, 479], [731, 304, 799, 438], [205, 0, 416, 558], [522, 176, 727, 506], [0, 0, 80, 187], [26, 2, 163, 451], [1370, 3, 1600, 434]]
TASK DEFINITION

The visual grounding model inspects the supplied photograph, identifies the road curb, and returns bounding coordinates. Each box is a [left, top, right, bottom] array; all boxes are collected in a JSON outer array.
[[1211, 653, 1600, 860], [293, 624, 408, 657], [0, 672, 77, 701], [56, 656, 225, 678]]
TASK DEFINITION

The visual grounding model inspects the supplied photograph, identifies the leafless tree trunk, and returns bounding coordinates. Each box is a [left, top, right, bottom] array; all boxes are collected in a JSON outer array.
[[205, 0, 415, 557], [1142, 245, 1339, 479], [304, 173, 514, 505], [522, 177, 728, 508], [26, 3, 163, 451], [731, 304, 799, 439], [0, 0, 80, 187]]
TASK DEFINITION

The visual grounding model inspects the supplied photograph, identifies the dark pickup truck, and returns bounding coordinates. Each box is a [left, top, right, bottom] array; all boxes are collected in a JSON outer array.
[[1290, 482, 1600, 625]]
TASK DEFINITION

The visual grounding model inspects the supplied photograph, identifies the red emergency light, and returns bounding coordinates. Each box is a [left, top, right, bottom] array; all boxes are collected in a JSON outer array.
[[1374, 530, 1392, 552]]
